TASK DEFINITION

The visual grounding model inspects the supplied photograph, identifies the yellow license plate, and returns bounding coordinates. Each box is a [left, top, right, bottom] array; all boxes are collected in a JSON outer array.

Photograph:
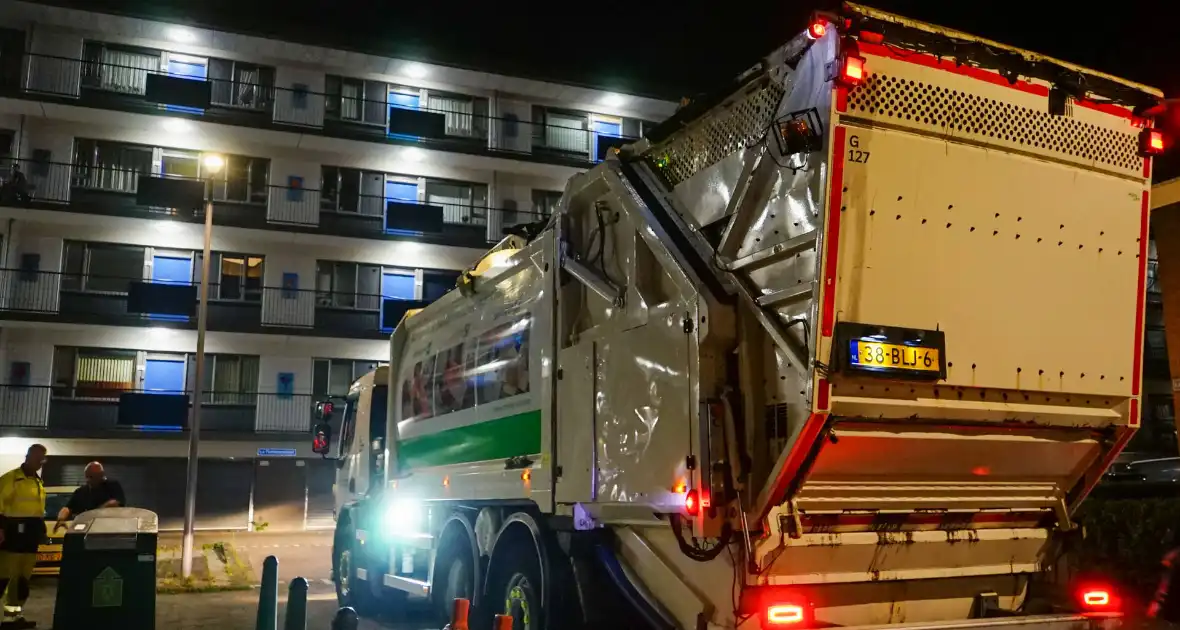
[[851, 341, 940, 372], [37, 552, 60, 563]]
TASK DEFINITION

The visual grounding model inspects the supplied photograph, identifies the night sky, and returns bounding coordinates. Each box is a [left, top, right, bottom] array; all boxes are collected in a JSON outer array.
[[31, 0, 1180, 102]]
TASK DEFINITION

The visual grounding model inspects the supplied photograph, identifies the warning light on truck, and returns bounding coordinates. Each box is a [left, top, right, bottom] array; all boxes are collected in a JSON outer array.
[[1140, 128, 1167, 157], [839, 54, 866, 87], [1077, 586, 1119, 614], [685, 489, 700, 516], [766, 603, 806, 625], [807, 20, 827, 40]]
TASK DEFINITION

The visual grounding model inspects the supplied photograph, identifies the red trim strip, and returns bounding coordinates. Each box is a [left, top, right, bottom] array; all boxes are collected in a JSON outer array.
[[1145, 155, 1153, 179], [761, 412, 827, 520], [815, 378, 830, 411], [821, 126, 847, 337], [1074, 98, 1134, 121], [858, 42, 1049, 97], [835, 85, 848, 113], [1075, 426, 1135, 504], [1130, 397, 1140, 428], [1133, 191, 1149, 396]]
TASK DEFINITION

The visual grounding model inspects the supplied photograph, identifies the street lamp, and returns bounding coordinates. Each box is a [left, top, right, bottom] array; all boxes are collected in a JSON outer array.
[[181, 153, 224, 578]]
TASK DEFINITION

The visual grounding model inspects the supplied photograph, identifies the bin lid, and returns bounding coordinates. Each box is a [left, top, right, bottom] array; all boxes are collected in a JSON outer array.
[[69, 507, 158, 534]]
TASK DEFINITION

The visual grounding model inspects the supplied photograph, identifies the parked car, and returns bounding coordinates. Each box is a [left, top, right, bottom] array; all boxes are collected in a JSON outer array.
[[34, 486, 73, 576]]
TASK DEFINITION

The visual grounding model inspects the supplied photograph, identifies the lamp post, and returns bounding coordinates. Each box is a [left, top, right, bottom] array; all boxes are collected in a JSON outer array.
[[181, 153, 224, 578]]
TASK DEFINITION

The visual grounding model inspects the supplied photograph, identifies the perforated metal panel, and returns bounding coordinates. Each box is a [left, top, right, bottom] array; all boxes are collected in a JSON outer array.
[[646, 81, 786, 186], [845, 62, 1144, 177]]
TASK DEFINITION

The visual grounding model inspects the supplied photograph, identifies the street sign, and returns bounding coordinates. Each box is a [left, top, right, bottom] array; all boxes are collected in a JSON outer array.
[[258, 448, 297, 457], [92, 566, 123, 608]]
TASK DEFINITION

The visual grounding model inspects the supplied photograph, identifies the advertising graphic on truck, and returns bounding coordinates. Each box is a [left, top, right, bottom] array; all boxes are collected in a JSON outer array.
[[311, 4, 1165, 629]]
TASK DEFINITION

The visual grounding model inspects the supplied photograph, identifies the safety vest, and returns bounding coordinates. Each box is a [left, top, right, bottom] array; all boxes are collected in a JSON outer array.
[[0, 467, 45, 519]]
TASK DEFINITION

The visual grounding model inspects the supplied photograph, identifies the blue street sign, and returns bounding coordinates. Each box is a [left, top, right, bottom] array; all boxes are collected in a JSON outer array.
[[257, 448, 298, 457]]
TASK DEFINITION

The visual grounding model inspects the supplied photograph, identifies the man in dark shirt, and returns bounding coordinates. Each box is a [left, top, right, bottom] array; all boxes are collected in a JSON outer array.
[[54, 462, 124, 529]]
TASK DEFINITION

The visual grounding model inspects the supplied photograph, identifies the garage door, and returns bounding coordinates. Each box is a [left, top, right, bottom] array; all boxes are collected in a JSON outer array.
[[195, 459, 252, 530], [253, 459, 307, 531]]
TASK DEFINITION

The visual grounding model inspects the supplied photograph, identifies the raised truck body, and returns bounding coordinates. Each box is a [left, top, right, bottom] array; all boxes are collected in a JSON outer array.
[[319, 5, 1161, 629]]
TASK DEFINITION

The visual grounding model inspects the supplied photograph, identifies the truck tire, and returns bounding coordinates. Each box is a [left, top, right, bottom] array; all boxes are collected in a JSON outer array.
[[486, 533, 544, 630], [334, 524, 377, 615], [434, 518, 481, 624]]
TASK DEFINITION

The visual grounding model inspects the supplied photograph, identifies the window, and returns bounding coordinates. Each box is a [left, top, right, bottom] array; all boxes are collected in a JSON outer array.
[[210, 155, 269, 204], [425, 180, 489, 226], [316, 261, 382, 309], [532, 107, 588, 153], [81, 42, 160, 95], [326, 75, 387, 125], [62, 241, 145, 293], [52, 347, 136, 398], [209, 59, 274, 110], [188, 353, 259, 404], [424, 91, 488, 139], [313, 359, 383, 398], [73, 139, 153, 192], [531, 190, 563, 217], [423, 270, 461, 302], [193, 252, 263, 301]]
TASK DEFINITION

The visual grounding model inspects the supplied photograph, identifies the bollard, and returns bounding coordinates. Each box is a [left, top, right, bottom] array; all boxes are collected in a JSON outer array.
[[330, 607, 359, 630], [495, 613, 514, 630], [449, 598, 471, 630], [284, 576, 308, 630], [256, 555, 279, 630]]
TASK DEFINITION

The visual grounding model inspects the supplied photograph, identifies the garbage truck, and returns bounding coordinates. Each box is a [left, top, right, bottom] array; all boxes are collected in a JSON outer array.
[[312, 4, 1166, 629]]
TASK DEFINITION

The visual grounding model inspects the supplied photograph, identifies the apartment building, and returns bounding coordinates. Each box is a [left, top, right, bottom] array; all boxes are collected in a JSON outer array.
[[1143, 180, 1180, 456], [0, 1, 677, 529]]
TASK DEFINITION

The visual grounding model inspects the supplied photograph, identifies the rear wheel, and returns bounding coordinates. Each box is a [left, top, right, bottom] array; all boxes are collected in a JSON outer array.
[[486, 537, 544, 630]]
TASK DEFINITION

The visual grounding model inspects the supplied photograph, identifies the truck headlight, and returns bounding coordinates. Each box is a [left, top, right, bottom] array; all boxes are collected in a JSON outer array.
[[384, 499, 425, 536]]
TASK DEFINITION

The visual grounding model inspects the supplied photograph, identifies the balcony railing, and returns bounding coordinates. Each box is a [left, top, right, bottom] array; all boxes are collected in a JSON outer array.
[[0, 157, 548, 246], [0, 268, 441, 338], [0, 384, 314, 433], [15, 52, 639, 167]]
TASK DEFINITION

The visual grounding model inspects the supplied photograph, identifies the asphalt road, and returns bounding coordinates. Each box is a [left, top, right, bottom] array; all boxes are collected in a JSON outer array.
[[20, 530, 441, 629]]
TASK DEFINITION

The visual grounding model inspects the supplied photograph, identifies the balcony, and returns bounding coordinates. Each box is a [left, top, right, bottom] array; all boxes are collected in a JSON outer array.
[[1, 158, 548, 248], [17, 52, 639, 169], [0, 384, 314, 435], [0, 268, 430, 339]]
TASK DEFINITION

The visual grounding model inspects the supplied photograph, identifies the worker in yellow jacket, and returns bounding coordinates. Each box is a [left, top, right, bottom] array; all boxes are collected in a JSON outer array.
[[0, 444, 46, 630]]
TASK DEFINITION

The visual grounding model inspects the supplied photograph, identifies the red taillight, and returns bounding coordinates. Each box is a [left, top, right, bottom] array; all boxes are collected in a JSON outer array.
[[1083, 591, 1110, 607], [839, 55, 866, 86], [807, 20, 828, 40], [1077, 586, 1119, 613], [1140, 128, 1167, 156], [766, 604, 806, 625], [685, 489, 699, 516]]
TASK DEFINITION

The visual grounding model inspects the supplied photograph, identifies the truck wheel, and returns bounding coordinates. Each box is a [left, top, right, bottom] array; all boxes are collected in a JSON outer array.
[[435, 553, 476, 622], [487, 538, 543, 630], [334, 528, 376, 614]]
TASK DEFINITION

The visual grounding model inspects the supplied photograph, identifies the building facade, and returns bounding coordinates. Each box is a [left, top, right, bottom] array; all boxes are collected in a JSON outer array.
[[0, 1, 676, 529]]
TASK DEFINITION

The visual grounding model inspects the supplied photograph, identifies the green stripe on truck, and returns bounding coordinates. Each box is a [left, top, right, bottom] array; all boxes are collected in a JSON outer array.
[[397, 409, 542, 469]]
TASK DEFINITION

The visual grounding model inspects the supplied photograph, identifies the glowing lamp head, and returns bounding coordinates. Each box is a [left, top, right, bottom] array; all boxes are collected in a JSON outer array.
[[1077, 585, 1119, 614], [766, 604, 806, 625], [840, 55, 866, 86], [1141, 128, 1167, 157], [807, 20, 828, 40], [384, 499, 425, 535], [684, 489, 700, 516]]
